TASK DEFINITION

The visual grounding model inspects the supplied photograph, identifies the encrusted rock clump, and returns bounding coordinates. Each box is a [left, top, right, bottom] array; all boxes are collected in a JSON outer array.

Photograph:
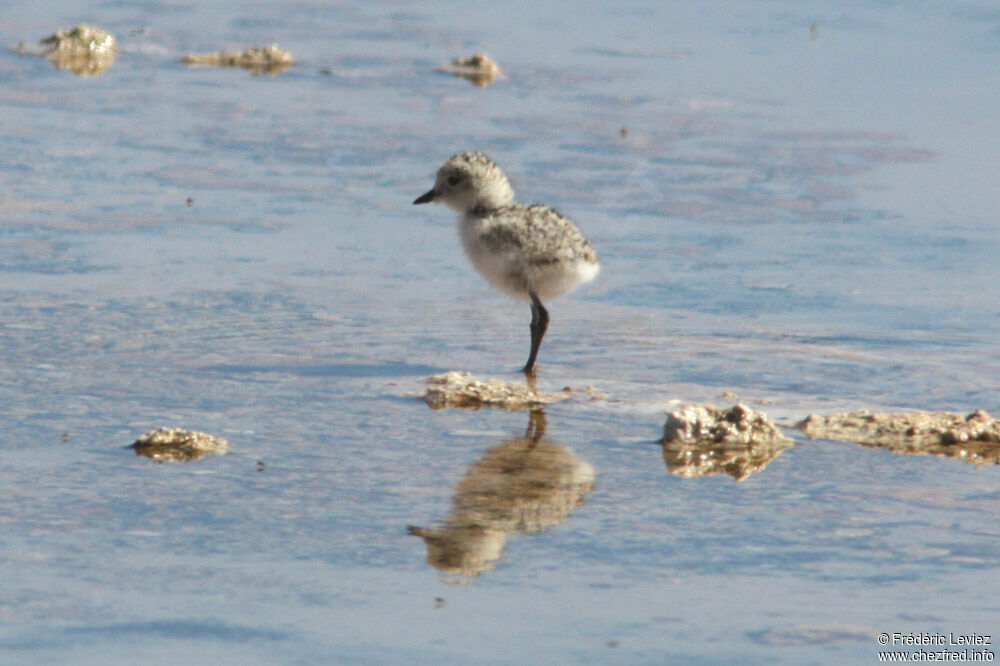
[[183, 45, 293, 73], [661, 403, 794, 480], [130, 427, 229, 462], [28, 24, 117, 75], [423, 371, 566, 411], [439, 52, 502, 87], [663, 403, 790, 446], [798, 409, 1000, 465]]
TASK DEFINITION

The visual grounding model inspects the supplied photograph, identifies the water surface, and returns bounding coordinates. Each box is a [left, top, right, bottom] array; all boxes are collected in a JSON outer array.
[[1, 1, 999, 664]]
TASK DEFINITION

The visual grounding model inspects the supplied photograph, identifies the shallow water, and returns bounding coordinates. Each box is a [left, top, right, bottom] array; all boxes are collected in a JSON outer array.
[[1, 1, 999, 664]]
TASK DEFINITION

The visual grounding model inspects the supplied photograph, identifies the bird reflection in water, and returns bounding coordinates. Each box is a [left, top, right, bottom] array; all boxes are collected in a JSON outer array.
[[408, 410, 595, 577]]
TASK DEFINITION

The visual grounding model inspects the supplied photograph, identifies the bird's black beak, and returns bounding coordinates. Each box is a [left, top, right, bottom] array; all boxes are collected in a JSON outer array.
[[413, 189, 437, 205]]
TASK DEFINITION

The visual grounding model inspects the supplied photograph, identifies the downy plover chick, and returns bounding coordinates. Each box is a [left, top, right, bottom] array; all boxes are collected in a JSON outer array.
[[414, 152, 599, 374]]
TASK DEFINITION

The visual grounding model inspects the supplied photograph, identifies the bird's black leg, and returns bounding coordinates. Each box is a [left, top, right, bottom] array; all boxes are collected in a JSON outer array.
[[523, 292, 549, 374]]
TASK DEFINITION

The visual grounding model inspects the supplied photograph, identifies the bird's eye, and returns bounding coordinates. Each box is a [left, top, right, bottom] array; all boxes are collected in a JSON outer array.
[[447, 175, 461, 186]]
